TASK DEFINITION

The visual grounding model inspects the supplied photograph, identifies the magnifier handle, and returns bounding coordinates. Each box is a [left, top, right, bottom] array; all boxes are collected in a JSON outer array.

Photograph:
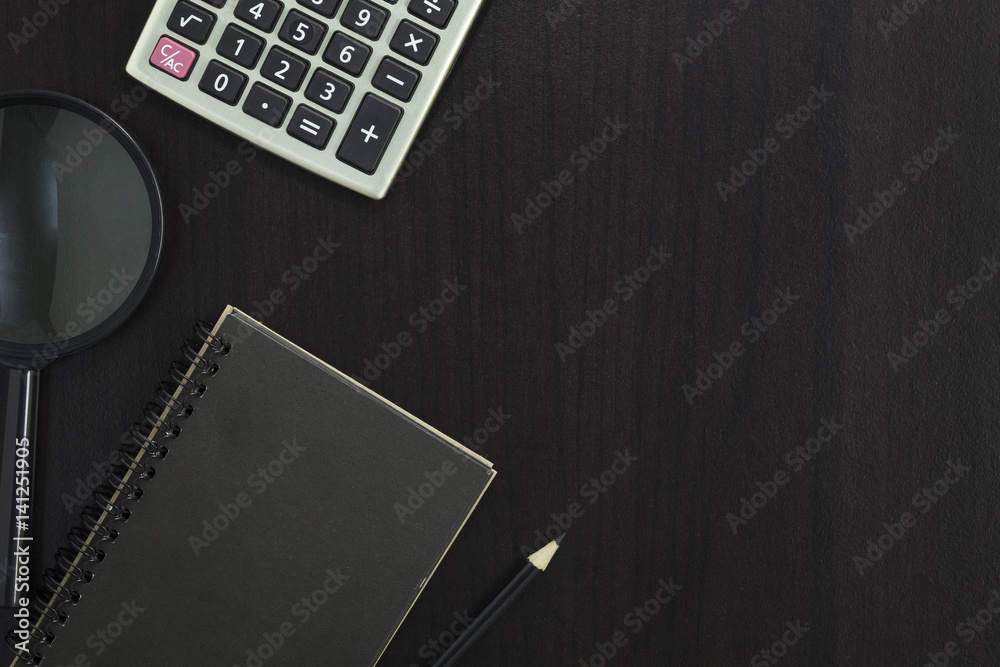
[[1, 368, 38, 608]]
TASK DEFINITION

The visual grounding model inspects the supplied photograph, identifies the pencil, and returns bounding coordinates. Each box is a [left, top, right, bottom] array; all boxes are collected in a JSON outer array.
[[434, 534, 564, 666]]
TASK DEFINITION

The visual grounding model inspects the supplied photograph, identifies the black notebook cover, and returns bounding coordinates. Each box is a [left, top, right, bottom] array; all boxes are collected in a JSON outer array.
[[11, 307, 495, 666]]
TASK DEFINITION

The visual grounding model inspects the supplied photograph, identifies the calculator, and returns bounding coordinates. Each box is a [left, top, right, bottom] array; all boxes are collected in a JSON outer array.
[[126, 0, 486, 199]]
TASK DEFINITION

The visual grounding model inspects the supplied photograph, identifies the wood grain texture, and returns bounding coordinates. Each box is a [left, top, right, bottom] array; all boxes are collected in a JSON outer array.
[[1, 0, 999, 664]]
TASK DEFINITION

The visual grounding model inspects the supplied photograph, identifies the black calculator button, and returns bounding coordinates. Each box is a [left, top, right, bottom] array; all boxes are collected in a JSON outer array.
[[296, 0, 341, 17], [242, 83, 291, 126], [305, 69, 353, 113], [288, 105, 336, 148], [340, 0, 388, 40], [372, 58, 419, 102], [323, 32, 371, 77], [216, 24, 265, 68], [260, 47, 309, 90], [407, 0, 455, 29], [337, 94, 402, 174], [278, 10, 327, 54], [167, 2, 216, 45], [234, 0, 283, 32], [198, 60, 248, 105], [389, 21, 437, 65], [203, 0, 226, 6]]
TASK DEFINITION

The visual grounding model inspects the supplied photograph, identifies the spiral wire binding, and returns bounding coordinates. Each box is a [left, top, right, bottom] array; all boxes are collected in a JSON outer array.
[[4, 321, 231, 665]]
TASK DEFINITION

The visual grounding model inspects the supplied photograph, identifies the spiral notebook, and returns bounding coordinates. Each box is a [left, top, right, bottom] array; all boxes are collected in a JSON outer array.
[[7, 306, 495, 666]]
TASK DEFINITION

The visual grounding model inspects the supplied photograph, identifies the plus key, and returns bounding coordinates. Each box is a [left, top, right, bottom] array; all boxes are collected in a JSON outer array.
[[337, 94, 403, 174]]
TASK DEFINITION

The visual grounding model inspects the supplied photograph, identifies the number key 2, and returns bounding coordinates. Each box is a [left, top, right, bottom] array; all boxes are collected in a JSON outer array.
[[261, 47, 309, 90]]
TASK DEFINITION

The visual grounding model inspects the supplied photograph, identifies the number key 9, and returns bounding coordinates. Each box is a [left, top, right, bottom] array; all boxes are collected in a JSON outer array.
[[341, 0, 388, 40]]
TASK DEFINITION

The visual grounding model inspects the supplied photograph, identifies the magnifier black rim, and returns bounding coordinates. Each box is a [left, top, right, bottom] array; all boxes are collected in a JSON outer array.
[[0, 90, 164, 369]]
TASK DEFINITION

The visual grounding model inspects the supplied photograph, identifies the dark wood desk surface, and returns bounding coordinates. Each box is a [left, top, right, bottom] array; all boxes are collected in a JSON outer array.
[[2, 1, 1000, 665]]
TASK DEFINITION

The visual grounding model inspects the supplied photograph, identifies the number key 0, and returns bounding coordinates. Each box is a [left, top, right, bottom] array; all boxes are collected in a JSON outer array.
[[340, 0, 388, 40]]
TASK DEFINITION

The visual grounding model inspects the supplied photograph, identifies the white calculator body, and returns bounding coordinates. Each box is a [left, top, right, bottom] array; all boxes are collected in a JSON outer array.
[[127, 0, 485, 198]]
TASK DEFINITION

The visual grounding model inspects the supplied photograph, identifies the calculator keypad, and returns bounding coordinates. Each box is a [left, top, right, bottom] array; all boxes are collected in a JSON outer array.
[[131, 0, 484, 197]]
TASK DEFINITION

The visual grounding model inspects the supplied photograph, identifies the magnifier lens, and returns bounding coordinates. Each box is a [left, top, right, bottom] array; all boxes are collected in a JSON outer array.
[[0, 103, 155, 354]]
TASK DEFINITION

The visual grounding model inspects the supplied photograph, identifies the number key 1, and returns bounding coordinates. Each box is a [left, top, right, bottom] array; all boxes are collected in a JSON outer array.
[[217, 24, 265, 68]]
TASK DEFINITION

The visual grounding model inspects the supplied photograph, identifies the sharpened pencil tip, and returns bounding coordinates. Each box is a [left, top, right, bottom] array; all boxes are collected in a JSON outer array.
[[527, 537, 563, 571], [555, 533, 565, 545]]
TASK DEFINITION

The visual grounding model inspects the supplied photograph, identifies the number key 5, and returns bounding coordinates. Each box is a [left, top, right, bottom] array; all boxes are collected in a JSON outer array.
[[279, 10, 328, 54]]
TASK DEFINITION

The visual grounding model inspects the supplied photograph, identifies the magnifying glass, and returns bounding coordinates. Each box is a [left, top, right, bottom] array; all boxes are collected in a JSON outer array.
[[0, 90, 163, 606]]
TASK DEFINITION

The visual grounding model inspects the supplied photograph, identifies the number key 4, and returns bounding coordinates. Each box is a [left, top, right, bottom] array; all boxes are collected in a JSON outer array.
[[235, 0, 283, 32]]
